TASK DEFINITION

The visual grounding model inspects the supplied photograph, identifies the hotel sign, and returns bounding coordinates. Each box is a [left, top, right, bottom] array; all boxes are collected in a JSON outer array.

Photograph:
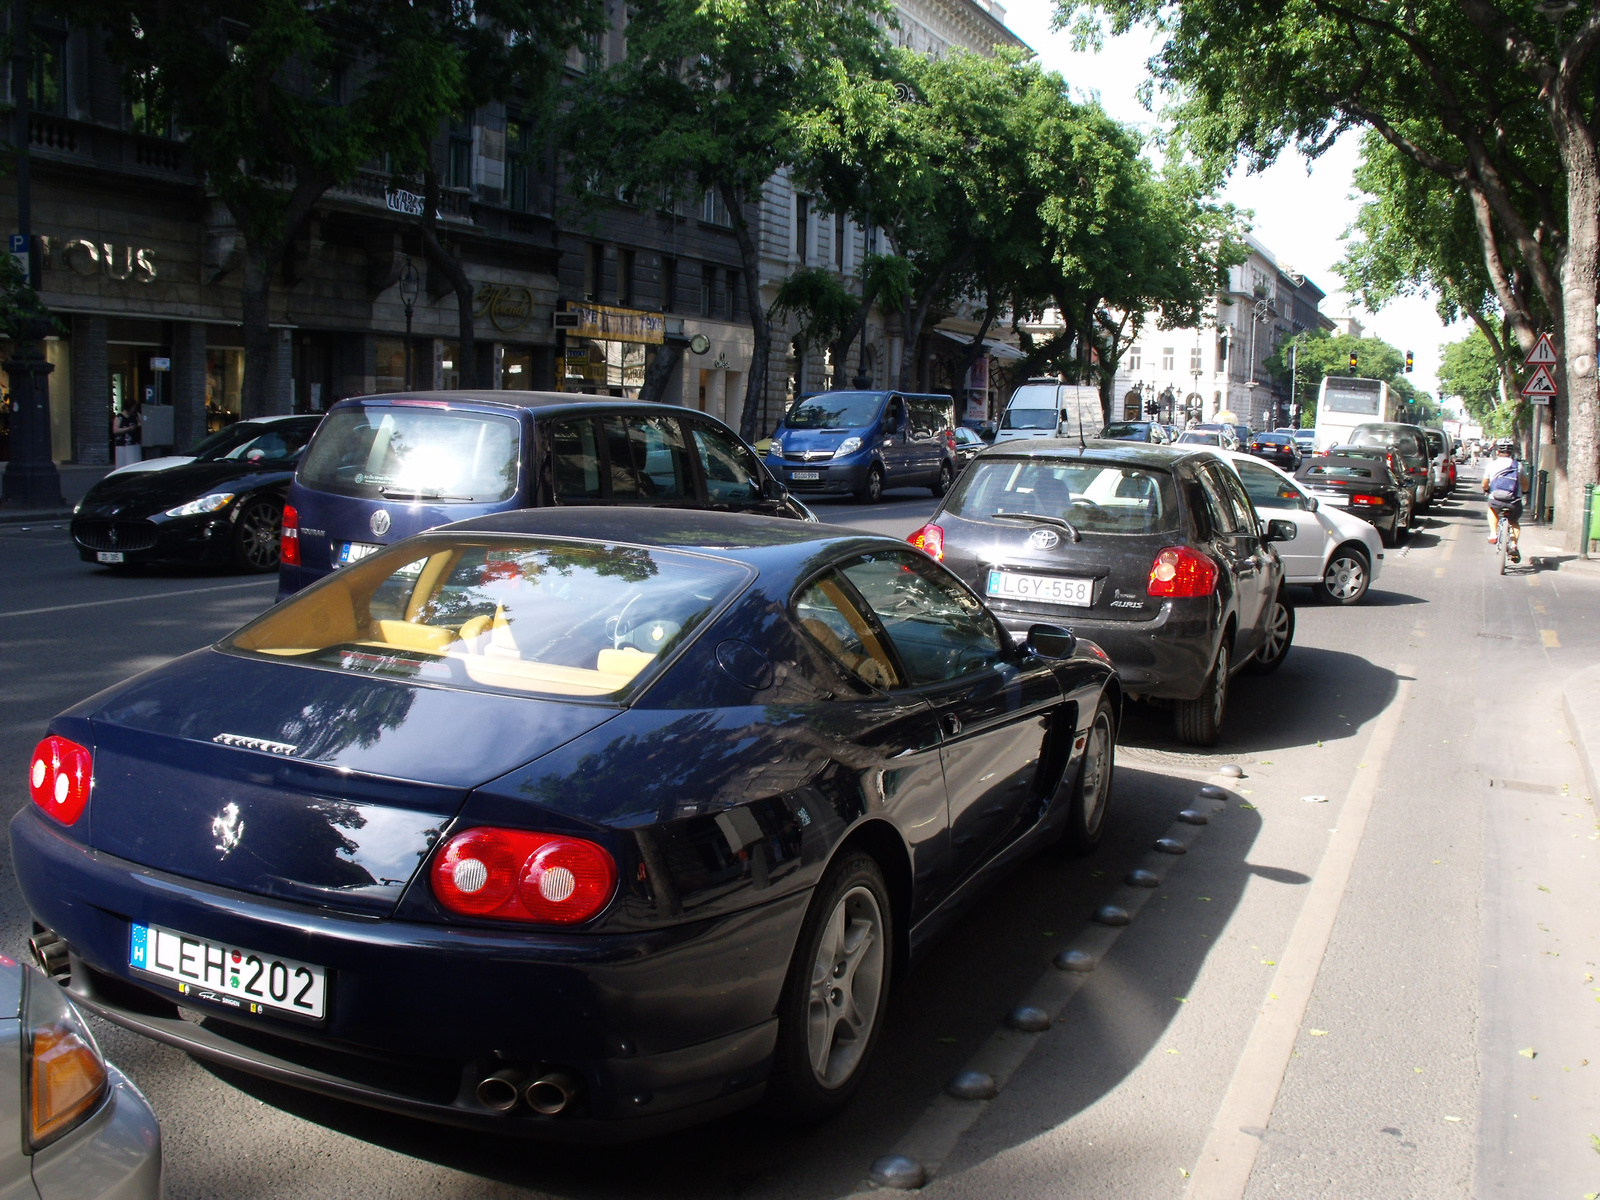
[[473, 284, 536, 332], [563, 302, 665, 345]]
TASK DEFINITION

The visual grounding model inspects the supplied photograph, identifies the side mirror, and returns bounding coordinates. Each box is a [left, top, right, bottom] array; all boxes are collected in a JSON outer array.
[[761, 475, 786, 501], [1263, 518, 1297, 543], [1305, 495, 1319, 512], [1023, 623, 1077, 659]]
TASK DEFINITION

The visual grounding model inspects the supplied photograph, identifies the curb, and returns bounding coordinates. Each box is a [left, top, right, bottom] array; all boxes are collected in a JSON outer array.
[[1563, 665, 1600, 803], [0, 510, 71, 526]]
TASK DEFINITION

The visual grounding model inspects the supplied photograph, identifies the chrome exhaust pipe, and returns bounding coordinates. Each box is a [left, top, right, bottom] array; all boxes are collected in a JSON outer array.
[[28, 928, 69, 981], [475, 1067, 525, 1112], [524, 1070, 580, 1115]]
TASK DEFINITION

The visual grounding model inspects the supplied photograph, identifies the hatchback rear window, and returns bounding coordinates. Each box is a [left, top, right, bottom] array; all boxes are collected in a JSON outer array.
[[226, 537, 749, 700], [945, 459, 1178, 534], [1300, 464, 1376, 480], [298, 406, 520, 502]]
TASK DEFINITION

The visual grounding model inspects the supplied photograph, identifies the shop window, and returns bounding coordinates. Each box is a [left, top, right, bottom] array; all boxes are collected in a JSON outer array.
[[205, 348, 244, 432], [447, 115, 472, 190], [439, 342, 461, 390], [501, 348, 532, 389], [375, 338, 407, 393]]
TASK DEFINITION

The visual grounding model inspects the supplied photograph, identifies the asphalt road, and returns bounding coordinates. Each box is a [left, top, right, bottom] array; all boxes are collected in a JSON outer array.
[[0, 479, 1594, 1199]]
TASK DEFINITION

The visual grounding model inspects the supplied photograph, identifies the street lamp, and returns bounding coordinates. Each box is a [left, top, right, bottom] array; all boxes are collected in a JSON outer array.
[[399, 257, 421, 391]]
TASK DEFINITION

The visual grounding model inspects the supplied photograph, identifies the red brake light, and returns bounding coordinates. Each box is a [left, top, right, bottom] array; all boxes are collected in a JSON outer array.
[[29, 736, 92, 826], [280, 503, 300, 566], [908, 523, 944, 561], [1351, 494, 1383, 506], [431, 828, 617, 925], [1147, 546, 1218, 598]]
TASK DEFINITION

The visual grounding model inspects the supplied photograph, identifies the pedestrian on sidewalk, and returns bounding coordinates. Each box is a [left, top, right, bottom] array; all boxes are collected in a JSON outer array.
[[112, 400, 142, 469]]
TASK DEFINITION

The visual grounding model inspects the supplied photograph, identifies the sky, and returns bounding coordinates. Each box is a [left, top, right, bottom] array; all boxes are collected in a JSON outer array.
[[1001, 1, 1474, 396]]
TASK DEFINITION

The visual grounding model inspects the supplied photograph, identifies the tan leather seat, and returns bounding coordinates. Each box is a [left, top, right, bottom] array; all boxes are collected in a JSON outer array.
[[802, 618, 891, 689]]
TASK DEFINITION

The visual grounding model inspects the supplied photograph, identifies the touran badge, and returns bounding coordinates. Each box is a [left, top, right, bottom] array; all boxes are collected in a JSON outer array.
[[370, 509, 392, 537], [1028, 528, 1061, 551]]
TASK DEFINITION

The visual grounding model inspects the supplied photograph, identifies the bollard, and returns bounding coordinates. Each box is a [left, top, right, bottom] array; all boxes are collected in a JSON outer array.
[[1584, 482, 1596, 561]]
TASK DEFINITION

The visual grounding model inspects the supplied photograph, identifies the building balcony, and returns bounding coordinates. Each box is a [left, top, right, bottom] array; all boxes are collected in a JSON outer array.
[[28, 114, 197, 185]]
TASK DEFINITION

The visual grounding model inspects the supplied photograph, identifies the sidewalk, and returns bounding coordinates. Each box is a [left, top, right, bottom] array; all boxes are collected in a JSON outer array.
[[1565, 664, 1600, 805], [0, 464, 109, 525], [1523, 525, 1600, 578]]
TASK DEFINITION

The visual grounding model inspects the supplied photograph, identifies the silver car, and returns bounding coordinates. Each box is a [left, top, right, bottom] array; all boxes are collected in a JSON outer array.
[[0, 956, 160, 1199]]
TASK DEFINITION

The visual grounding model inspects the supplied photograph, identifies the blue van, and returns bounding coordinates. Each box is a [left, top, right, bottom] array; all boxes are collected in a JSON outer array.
[[762, 390, 957, 503], [278, 391, 811, 599]]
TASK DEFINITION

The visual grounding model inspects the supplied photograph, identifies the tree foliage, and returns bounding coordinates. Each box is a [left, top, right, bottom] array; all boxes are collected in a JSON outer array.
[[557, 0, 891, 438], [1438, 329, 1508, 424], [1055, 0, 1600, 540], [1264, 331, 1432, 426]]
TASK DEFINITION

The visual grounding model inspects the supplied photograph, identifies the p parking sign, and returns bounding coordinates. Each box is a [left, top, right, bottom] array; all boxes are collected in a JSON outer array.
[[8, 235, 25, 254]]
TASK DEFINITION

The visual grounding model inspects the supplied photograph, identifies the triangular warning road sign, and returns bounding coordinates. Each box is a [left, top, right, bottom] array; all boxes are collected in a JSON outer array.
[[1521, 364, 1559, 397], [1524, 333, 1558, 367]]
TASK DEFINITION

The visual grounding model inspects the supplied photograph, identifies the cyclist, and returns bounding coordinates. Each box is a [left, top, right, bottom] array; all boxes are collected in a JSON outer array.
[[1482, 438, 1525, 562]]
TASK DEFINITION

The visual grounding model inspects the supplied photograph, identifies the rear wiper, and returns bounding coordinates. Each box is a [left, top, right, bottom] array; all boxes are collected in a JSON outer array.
[[379, 487, 474, 501], [991, 511, 1081, 542]]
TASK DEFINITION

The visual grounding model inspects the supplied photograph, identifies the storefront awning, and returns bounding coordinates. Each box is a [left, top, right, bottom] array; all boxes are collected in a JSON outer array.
[[937, 330, 1027, 361]]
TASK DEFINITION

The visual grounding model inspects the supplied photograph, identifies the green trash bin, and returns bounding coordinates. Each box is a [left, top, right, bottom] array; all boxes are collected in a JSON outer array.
[[1589, 482, 1600, 542]]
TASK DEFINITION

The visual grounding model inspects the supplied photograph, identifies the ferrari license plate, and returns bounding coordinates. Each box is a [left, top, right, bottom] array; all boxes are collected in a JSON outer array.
[[95, 551, 125, 564], [337, 541, 381, 566], [790, 470, 820, 481], [129, 923, 327, 1020], [987, 570, 1093, 607]]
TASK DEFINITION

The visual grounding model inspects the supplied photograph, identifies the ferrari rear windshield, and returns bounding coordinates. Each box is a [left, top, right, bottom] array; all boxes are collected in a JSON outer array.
[[944, 459, 1178, 535], [226, 537, 749, 701]]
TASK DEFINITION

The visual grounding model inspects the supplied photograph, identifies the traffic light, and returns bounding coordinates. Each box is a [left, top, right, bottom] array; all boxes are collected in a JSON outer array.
[[1348, 351, 1358, 371], [1405, 350, 1414, 373]]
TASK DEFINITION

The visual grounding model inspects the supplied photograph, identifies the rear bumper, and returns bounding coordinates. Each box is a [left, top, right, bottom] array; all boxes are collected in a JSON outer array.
[[989, 599, 1215, 699], [11, 808, 796, 1140]]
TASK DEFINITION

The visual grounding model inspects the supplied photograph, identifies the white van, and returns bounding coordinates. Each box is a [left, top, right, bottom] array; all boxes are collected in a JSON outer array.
[[995, 379, 1104, 444]]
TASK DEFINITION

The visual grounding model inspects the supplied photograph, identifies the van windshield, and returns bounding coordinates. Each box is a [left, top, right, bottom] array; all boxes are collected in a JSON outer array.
[[298, 406, 520, 502], [784, 392, 882, 429], [946, 459, 1178, 535]]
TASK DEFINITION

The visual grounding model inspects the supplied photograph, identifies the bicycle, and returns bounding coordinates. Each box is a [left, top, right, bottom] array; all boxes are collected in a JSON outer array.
[[1493, 512, 1520, 575]]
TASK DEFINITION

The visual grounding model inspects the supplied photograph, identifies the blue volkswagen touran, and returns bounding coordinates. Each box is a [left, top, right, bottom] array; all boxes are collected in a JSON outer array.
[[762, 390, 958, 503], [278, 391, 811, 599]]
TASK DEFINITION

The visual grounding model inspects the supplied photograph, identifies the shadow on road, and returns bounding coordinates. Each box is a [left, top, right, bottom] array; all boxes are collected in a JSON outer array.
[[191, 764, 1257, 1200]]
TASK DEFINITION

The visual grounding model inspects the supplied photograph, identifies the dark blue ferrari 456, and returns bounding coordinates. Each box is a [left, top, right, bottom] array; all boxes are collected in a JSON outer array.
[[13, 508, 1119, 1139]]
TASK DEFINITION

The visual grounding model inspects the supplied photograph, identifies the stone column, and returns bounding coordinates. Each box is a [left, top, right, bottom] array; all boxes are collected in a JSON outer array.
[[170, 322, 208, 450], [70, 315, 110, 465], [267, 327, 294, 415]]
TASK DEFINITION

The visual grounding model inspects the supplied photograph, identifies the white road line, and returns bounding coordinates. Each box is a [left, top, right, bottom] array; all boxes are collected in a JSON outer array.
[[1183, 666, 1416, 1200], [0, 579, 275, 620]]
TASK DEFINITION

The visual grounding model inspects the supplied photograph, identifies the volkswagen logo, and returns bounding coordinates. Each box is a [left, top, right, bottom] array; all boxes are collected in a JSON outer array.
[[370, 509, 392, 537], [1027, 528, 1061, 551]]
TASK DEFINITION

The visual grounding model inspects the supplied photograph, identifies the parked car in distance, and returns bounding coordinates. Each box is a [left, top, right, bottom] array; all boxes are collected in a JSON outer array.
[[16, 508, 1119, 1139], [0, 954, 161, 1198], [1246, 431, 1301, 471], [959, 418, 997, 444], [1100, 421, 1170, 444], [283, 392, 811, 600], [1291, 428, 1315, 455], [74, 414, 323, 573], [1215, 450, 1383, 605], [105, 413, 323, 478], [1348, 421, 1433, 509], [952, 425, 986, 471], [909, 442, 1296, 746], [1296, 450, 1412, 546], [765, 389, 956, 502]]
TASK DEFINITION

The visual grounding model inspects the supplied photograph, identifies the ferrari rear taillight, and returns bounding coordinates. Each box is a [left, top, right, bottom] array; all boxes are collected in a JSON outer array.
[[280, 504, 300, 566], [28, 736, 92, 827], [1147, 546, 1218, 598], [431, 828, 617, 925], [1351, 494, 1384, 506], [908, 523, 945, 561]]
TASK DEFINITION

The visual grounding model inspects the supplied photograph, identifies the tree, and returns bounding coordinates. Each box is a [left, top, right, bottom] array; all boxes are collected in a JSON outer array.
[[1439, 328, 1510, 423], [558, 0, 891, 440], [1055, 0, 1600, 543]]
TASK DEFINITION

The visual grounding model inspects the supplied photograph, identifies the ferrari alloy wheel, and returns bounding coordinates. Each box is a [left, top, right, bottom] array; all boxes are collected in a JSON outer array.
[[233, 498, 283, 573], [767, 853, 891, 1122]]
